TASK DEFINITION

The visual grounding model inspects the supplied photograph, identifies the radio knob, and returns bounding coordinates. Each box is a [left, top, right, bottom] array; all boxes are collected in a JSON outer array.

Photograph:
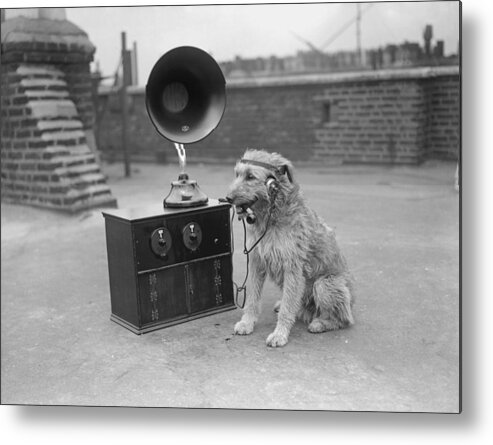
[[150, 227, 172, 258], [182, 222, 202, 251]]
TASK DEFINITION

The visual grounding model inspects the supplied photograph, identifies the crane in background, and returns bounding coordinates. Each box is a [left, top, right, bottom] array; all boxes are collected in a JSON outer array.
[[291, 3, 374, 67]]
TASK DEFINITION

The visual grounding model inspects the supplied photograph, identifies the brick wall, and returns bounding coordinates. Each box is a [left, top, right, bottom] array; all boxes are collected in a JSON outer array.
[[61, 62, 96, 131], [316, 78, 432, 164], [97, 66, 459, 166], [201, 84, 321, 162], [423, 75, 460, 160], [1, 15, 116, 212]]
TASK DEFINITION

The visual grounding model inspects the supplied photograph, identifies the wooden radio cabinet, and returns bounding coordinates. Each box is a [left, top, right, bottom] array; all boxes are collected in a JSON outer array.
[[102, 200, 235, 334]]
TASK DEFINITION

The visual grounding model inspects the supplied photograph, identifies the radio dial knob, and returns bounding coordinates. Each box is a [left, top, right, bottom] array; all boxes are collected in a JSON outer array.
[[182, 222, 202, 251], [150, 227, 172, 258]]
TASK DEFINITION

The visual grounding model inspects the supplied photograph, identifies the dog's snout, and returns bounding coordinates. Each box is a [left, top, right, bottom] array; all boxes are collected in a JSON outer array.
[[224, 195, 233, 204]]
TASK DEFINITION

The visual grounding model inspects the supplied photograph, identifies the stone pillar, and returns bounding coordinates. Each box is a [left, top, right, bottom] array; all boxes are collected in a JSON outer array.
[[1, 8, 117, 212]]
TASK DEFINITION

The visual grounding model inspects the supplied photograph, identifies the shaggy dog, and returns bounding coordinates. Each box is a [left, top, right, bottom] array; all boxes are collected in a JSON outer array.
[[226, 149, 355, 347]]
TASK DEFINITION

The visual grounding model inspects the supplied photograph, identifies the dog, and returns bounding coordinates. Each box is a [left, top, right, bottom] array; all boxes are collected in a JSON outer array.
[[226, 149, 355, 347]]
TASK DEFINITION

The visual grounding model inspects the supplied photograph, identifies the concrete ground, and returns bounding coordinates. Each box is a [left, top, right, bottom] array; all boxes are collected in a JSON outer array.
[[1, 160, 459, 411]]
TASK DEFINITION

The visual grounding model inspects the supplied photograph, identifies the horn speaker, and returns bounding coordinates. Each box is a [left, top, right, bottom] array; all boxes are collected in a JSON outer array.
[[146, 46, 226, 145], [146, 46, 226, 208]]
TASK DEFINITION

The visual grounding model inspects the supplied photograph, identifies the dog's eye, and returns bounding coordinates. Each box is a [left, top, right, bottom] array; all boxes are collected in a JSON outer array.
[[246, 173, 256, 181]]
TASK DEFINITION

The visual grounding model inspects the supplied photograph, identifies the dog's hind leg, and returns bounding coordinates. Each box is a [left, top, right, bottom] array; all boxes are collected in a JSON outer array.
[[234, 252, 266, 335], [308, 275, 354, 333]]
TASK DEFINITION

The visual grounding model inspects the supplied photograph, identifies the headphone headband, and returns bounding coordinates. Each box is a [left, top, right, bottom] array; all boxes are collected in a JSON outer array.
[[239, 159, 287, 177]]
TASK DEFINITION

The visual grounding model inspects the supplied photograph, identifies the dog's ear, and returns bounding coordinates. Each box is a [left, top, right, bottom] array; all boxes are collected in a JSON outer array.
[[282, 161, 294, 183]]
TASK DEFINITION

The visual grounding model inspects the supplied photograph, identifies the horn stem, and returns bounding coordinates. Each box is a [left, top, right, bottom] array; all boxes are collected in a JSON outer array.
[[174, 143, 187, 173]]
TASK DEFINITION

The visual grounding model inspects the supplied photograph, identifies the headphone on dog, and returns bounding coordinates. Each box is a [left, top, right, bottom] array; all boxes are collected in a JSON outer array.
[[239, 159, 290, 195]]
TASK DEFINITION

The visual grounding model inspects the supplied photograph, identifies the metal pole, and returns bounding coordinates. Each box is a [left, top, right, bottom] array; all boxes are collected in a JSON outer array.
[[132, 41, 139, 86], [356, 4, 361, 67], [120, 31, 131, 177]]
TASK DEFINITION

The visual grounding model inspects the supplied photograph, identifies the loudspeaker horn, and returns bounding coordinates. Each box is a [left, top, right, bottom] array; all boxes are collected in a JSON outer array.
[[146, 46, 226, 145]]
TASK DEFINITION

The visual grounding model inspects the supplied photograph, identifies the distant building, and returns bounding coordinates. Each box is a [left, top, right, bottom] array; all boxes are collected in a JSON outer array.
[[219, 25, 459, 78]]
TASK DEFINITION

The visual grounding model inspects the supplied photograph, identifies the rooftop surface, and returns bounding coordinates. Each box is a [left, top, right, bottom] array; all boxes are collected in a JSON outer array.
[[1, 160, 459, 411]]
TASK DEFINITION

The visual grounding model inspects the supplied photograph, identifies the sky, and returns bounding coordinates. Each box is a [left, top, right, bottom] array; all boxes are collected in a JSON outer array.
[[4, 1, 460, 86]]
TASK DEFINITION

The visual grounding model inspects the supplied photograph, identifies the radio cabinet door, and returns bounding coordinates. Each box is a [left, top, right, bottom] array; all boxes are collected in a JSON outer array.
[[186, 256, 234, 313], [138, 268, 188, 326]]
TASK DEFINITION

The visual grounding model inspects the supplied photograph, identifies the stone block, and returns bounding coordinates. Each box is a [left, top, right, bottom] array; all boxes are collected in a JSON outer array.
[[16, 65, 65, 78], [64, 144, 93, 156], [40, 129, 86, 143], [20, 78, 67, 90], [37, 119, 83, 132], [63, 153, 96, 167], [25, 89, 69, 100], [28, 100, 78, 119]]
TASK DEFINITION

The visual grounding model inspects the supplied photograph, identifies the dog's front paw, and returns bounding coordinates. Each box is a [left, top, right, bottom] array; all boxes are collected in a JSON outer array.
[[266, 331, 289, 347], [234, 320, 254, 335]]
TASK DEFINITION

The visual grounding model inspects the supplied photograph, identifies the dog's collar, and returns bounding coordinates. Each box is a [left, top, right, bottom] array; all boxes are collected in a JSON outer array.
[[239, 159, 287, 177]]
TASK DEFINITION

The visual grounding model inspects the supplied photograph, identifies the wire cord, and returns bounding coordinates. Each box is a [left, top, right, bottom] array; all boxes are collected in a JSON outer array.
[[232, 188, 278, 309]]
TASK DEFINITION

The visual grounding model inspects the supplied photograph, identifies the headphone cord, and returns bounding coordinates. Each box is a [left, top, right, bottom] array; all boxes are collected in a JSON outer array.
[[232, 188, 278, 309]]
